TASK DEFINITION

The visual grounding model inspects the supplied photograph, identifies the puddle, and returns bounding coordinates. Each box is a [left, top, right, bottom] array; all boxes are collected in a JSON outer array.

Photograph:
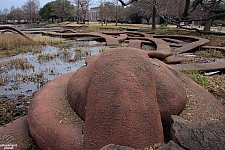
[[178, 53, 197, 57], [0, 40, 109, 98], [204, 71, 221, 76]]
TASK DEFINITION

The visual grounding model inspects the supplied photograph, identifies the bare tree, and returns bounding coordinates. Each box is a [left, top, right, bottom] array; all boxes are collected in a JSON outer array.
[[74, 0, 90, 24], [22, 0, 40, 23], [105, 1, 116, 25], [97, 0, 125, 26], [118, 0, 160, 29], [118, 0, 225, 32], [8, 7, 25, 23], [0, 8, 9, 23], [99, 0, 106, 26], [117, 3, 126, 24], [10, 5, 15, 12], [80, 0, 90, 23], [188, 0, 225, 31], [131, 0, 153, 25]]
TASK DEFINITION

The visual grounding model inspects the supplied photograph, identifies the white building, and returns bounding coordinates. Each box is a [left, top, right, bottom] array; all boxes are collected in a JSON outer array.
[[89, 7, 100, 22]]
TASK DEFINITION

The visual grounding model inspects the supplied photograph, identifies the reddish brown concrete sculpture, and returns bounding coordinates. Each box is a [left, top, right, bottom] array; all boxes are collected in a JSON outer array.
[[153, 35, 209, 53], [153, 59, 187, 125], [28, 73, 84, 150], [27, 30, 221, 149], [0, 116, 35, 149], [0, 26, 33, 41], [2, 26, 224, 149], [84, 48, 163, 149], [67, 47, 187, 149]]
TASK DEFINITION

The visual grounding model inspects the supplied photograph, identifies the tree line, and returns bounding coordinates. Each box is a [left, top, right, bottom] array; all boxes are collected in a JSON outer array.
[[0, 0, 78, 23], [0, 0, 40, 23]]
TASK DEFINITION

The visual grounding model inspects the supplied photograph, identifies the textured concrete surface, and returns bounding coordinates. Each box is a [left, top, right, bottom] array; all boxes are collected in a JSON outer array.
[[153, 35, 210, 53], [0, 116, 35, 149], [153, 59, 187, 125], [67, 47, 188, 149], [28, 73, 84, 150], [68, 48, 164, 149], [171, 59, 225, 72]]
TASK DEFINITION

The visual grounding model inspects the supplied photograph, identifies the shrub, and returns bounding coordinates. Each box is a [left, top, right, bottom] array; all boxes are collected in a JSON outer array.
[[183, 70, 209, 90]]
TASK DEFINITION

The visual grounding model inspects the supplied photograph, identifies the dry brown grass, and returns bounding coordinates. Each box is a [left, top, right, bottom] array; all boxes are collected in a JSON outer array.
[[32, 35, 63, 45], [0, 34, 63, 57], [195, 49, 224, 58], [0, 34, 33, 50], [204, 35, 225, 46]]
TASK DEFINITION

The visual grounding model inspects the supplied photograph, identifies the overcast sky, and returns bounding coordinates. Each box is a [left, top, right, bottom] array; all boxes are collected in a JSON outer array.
[[0, 0, 98, 11], [0, 0, 52, 11]]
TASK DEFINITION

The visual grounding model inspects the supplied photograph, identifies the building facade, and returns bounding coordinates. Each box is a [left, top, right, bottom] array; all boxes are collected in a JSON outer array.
[[89, 7, 100, 22]]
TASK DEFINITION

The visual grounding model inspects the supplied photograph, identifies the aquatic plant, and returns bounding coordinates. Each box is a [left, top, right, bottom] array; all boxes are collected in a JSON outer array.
[[10, 58, 34, 71]]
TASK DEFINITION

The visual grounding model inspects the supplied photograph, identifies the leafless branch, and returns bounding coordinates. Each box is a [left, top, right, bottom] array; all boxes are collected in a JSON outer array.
[[118, 0, 138, 6]]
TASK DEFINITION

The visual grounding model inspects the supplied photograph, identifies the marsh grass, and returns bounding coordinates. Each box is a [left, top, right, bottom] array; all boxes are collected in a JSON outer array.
[[10, 58, 35, 71], [37, 53, 59, 62], [0, 34, 33, 50], [0, 73, 9, 85], [137, 27, 150, 32], [0, 34, 64, 57], [69, 48, 90, 62], [33, 36, 63, 45], [120, 42, 128, 47], [63, 49, 71, 58], [13, 72, 46, 83], [99, 47, 106, 53]]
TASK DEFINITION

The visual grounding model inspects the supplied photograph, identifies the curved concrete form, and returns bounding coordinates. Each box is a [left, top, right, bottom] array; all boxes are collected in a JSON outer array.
[[161, 38, 188, 46], [116, 34, 128, 42], [41, 31, 120, 46], [170, 59, 225, 72], [201, 46, 225, 52], [0, 26, 33, 41], [27, 47, 190, 150], [28, 73, 84, 150], [126, 37, 172, 59], [102, 31, 151, 37], [128, 40, 143, 49], [66, 48, 187, 149], [154, 35, 210, 53]]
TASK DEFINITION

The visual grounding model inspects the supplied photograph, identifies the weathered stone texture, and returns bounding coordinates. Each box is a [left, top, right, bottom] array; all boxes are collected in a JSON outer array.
[[160, 140, 185, 150], [83, 48, 164, 149], [153, 59, 187, 126], [171, 115, 225, 150], [0, 116, 35, 149], [28, 73, 84, 150]]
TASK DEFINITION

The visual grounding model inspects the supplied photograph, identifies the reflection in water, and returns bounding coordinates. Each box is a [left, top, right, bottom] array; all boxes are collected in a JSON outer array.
[[0, 40, 109, 98]]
